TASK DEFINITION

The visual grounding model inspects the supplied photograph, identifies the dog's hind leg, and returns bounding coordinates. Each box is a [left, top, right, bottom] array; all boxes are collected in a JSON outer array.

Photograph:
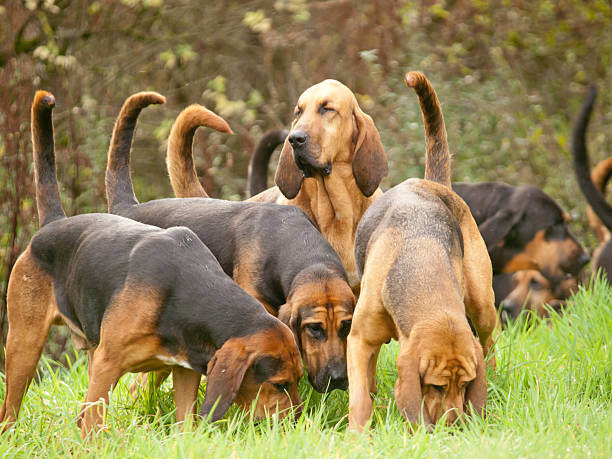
[[0, 250, 59, 429], [460, 217, 499, 367]]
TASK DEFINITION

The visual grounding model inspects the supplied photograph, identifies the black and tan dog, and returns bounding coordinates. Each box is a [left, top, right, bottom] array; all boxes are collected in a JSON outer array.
[[573, 86, 612, 283], [106, 94, 355, 393], [347, 72, 498, 431], [167, 79, 388, 292], [247, 129, 288, 198], [452, 182, 589, 286], [0, 92, 303, 437], [493, 270, 577, 325]]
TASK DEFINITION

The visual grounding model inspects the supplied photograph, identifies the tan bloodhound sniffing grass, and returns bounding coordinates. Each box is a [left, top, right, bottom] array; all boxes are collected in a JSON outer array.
[[347, 72, 498, 432]]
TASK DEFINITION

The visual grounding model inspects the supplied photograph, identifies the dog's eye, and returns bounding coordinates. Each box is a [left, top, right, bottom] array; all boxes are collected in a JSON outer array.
[[339, 319, 352, 339], [305, 323, 325, 340], [431, 384, 445, 394], [273, 382, 289, 393], [294, 107, 302, 118], [319, 105, 335, 115], [529, 278, 544, 290]]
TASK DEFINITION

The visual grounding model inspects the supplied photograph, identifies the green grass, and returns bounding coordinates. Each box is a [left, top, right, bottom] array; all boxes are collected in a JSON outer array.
[[1, 279, 611, 458]]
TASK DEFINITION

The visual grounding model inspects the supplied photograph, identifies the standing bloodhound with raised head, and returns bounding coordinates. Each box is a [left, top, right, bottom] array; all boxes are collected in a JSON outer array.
[[347, 72, 498, 431], [0, 92, 303, 437], [106, 95, 355, 393], [166, 79, 388, 292]]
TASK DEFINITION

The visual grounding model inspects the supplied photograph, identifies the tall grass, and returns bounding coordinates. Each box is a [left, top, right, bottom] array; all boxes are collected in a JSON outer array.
[[1, 279, 610, 458]]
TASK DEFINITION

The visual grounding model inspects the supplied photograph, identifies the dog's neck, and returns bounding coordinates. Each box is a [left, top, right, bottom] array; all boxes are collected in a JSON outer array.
[[283, 163, 381, 290]]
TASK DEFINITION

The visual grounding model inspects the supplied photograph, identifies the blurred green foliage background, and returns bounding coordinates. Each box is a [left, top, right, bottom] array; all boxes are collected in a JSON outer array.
[[1, 0, 611, 360]]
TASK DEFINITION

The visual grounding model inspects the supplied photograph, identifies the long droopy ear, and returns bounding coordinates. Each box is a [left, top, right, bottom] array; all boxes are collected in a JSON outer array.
[[351, 106, 387, 197], [464, 338, 487, 418], [277, 303, 301, 350], [199, 338, 254, 422], [274, 138, 304, 199], [394, 339, 432, 427], [478, 207, 525, 253]]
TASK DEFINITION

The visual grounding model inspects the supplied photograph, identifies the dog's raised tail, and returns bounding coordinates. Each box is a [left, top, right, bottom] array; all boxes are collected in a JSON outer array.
[[31, 91, 65, 227], [572, 86, 612, 232], [405, 71, 451, 188], [247, 129, 288, 197], [166, 105, 233, 198], [106, 92, 166, 212]]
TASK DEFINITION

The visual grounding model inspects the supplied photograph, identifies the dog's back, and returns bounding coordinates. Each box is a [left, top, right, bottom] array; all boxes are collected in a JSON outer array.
[[355, 179, 465, 325]]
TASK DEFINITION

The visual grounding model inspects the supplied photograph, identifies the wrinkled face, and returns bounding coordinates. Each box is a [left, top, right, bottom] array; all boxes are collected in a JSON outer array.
[[419, 342, 478, 425], [500, 270, 577, 323], [285, 80, 358, 177], [235, 327, 303, 419], [283, 276, 355, 392]]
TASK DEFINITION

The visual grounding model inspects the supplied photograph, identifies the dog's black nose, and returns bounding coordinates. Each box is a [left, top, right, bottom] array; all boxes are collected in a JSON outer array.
[[288, 130, 308, 149], [326, 366, 348, 391]]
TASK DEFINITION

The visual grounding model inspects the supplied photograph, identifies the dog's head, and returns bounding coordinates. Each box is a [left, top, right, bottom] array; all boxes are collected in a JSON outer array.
[[275, 79, 387, 199], [199, 323, 303, 421], [395, 321, 486, 427], [481, 186, 589, 282], [496, 270, 577, 324], [278, 267, 355, 393]]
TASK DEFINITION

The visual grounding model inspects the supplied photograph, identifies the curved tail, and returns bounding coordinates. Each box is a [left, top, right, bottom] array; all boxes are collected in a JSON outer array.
[[166, 105, 233, 198], [247, 129, 288, 197], [587, 157, 612, 242], [405, 71, 451, 188], [105, 92, 166, 212], [572, 86, 612, 232], [31, 91, 65, 227]]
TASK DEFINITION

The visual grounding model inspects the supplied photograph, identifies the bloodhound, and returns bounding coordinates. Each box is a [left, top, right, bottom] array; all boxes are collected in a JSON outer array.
[[452, 182, 589, 289], [573, 86, 612, 283], [494, 270, 577, 325], [166, 79, 388, 292], [106, 94, 355, 394], [347, 72, 498, 431], [0, 92, 302, 438]]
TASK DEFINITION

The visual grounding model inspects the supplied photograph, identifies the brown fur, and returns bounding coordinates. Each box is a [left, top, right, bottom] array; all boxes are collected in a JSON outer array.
[[108, 98, 354, 396], [347, 72, 498, 432], [2, 92, 302, 438], [587, 157, 612, 265], [166, 80, 388, 291], [165, 104, 233, 199], [496, 269, 577, 324], [278, 277, 354, 390]]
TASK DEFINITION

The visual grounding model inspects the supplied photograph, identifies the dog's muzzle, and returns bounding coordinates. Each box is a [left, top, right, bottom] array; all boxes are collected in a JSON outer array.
[[289, 130, 332, 178]]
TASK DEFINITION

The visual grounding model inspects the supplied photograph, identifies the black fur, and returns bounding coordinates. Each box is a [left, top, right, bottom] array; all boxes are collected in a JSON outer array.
[[111, 198, 347, 314], [452, 181, 586, 278], [30, 213, 277, 373]]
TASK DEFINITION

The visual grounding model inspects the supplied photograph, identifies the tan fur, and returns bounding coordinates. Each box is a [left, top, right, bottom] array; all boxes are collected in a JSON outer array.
[[347, 181, 497, 431], [247, 80, 388, 291], [507, 229, 587, 282], [202, 328, 302, 420], [347, 72, 497, 432], [500, 270, 577, 320], [587, 157, 612, 266], [166, 104, 233, 199], [0, 249, 60, 429], [279, 278, 354, 387]]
